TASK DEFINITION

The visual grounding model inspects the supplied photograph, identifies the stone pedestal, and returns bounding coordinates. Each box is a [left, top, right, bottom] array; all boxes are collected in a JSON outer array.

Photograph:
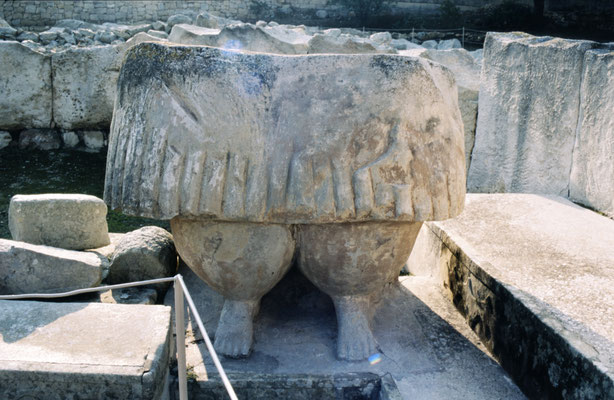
[[105, 43, 465, 360]]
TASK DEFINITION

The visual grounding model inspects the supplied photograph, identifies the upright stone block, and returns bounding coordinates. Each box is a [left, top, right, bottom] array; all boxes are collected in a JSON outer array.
[[0, 41, 51, 129], [9, 194, 110, 250], [569, 46, 614, 218], [52, 44, 123, 130], [468, 32, 595, 195]]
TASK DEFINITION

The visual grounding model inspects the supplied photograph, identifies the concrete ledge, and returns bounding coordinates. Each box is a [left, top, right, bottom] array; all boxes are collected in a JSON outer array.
[[0, 301, 172, 399], [408, 194, 614, 398]]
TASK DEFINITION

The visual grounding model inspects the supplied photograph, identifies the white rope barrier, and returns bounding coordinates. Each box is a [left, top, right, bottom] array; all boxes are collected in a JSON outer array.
[[0, 274, 238, 400]]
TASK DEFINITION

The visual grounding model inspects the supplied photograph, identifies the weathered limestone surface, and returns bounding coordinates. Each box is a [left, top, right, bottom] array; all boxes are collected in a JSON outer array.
[[0, 239, 105, 294], [0, 41, 51, 129], [307, 33, 390, 54], [105, 43, 466, 224], [401, 48, 480, 174], [298, 221, 422, 360], [107, 226, 177, 292], [171, 219, 295, 357], [52, 33, 167, 130], [569, 46, 614, 218], [407, 194, 614, 398], [0, 301, 171, 399], [468, 32, 596, 195], [9, 194, 110, 250]]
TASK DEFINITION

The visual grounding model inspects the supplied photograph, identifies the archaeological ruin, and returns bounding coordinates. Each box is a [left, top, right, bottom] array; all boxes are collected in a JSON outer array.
[[0, 1, 612, 399]]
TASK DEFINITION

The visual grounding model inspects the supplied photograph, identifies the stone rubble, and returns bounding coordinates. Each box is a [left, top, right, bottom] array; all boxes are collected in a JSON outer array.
[[107, 226, 177, 295]]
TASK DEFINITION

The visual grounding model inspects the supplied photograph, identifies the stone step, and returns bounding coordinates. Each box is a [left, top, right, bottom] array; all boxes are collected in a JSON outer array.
[[0, 300, 172, 399], [164, 264, 525, 399], [408, 193, 614, 399]]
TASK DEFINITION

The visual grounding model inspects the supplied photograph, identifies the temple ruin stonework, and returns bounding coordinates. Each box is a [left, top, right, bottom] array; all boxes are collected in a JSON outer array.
[[104, 42, 466, 360]]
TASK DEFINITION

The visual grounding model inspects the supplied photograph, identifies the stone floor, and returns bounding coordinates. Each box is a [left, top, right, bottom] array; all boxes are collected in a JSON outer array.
[[165, 264, 526, 399]]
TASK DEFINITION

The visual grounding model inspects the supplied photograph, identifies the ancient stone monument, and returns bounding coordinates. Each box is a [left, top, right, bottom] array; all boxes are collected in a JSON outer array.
[[105, 42, 466, 360]]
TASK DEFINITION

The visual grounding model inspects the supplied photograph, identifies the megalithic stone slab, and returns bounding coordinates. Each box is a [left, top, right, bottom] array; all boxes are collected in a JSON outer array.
[[0, 301, 171, 400], [569, 46, 614, 218], [0, 41, 52, 130], [0, 239, 106, 294], [9, 194, 110, 250], [105, 42, 466, 223], [468, 32, 596, 196]]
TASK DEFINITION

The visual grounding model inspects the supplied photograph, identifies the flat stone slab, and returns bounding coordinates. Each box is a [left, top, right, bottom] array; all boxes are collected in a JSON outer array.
[[9, 193, 110, 250], [0, 301, 171, 399], [0, 239, 106, 294], [165, 265, 525, 399], [408, 193, 614, 398]]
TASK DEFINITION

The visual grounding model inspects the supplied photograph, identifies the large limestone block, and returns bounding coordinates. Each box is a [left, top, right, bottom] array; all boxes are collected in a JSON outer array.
[[468, 32, 596, 195], [9, 194, 110, 250], [0, 239, 106, 294], [52, 45, 121, 129], [0, 41, 51, 129], [569, 46, 614, 218], [52, 34, 167, 130], [105, 43, 466, 223]]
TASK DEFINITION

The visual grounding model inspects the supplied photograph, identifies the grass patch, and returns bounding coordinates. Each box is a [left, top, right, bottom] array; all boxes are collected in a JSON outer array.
[[0, 147, 169, 239]]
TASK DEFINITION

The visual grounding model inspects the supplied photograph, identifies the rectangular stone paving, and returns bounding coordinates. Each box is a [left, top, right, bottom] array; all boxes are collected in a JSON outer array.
[[0, 301, 172, 399], [408, 193, 614, 398]]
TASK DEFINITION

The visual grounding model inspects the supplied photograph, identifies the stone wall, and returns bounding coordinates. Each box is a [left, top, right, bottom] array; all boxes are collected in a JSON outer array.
[[468, 32, 614, 219], [0, 0, 530, 29]]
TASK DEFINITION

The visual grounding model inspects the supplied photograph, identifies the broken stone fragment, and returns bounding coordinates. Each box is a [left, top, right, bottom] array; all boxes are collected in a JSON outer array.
[[0, 131, 12, 149], [18, 129, 61, 150], [0, 239, 106, 294], [9, 194, 110, 250]]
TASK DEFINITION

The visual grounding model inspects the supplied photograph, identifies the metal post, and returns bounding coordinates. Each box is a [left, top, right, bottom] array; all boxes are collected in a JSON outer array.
[[462, 26, 465, 48], [175, 277, 188, 400], [411, 27, 415, 42], [177, 275, 239, 400]]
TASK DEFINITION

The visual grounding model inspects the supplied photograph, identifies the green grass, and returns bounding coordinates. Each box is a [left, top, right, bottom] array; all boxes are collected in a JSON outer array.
[[0, 147, 169, 239]]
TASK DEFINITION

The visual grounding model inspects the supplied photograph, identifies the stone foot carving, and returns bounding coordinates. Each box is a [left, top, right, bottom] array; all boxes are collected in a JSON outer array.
[[214, 299, 259, 358], [298, 222, 422, 361], [333, 295, 378, 361], [170, 219, 295, 358]]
